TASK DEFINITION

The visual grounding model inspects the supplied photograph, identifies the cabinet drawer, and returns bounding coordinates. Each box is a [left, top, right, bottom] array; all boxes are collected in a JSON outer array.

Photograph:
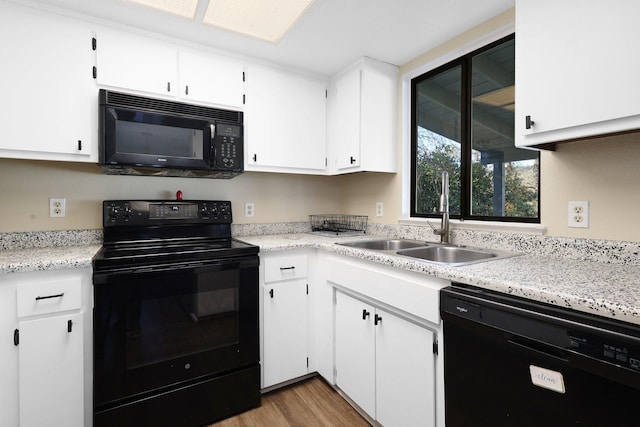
[[264, 255, 308, 283], [17, 277, 82, 317]]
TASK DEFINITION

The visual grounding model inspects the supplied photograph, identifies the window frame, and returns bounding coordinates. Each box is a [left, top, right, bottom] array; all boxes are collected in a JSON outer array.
[[410, 33, 540, 224]]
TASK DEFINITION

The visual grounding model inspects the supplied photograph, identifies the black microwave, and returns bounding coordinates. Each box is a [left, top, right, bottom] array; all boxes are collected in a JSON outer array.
[[99, 89, 243, 178]]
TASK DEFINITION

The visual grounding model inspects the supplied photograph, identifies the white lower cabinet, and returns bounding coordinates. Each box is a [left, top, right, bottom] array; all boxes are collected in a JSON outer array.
[[320, 254, 446, 427], [260, 252, 310, 388], [261, 250, 445, 426], [0, 268, 92, 427], [262, 279, 308, 387], [334, 292, 376, 414], [335, 290, 436, 426], [18, 312, 84, 427]]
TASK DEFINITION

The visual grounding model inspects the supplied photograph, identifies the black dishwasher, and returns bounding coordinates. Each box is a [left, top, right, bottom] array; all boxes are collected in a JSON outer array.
[[441, 283, 640, 427]]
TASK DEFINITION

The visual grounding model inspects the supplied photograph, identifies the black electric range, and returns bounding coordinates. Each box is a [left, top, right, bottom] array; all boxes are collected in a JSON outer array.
[[92, 200, 261, 427]]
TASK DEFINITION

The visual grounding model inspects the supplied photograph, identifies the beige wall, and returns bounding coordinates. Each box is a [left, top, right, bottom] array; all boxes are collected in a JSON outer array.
[[342, 7, 640, 242], [0, 158, 342, 232], [3, 7, 640, 242], [540, 133, 640, 240]]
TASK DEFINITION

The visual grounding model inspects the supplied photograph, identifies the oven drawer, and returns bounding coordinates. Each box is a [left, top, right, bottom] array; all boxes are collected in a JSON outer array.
[[17, 277, 82, 317], [264, 254, 308, 283]]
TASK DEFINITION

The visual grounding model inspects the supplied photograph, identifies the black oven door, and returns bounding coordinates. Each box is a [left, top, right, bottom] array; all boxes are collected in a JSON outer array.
[[93, 255, 259, 409]]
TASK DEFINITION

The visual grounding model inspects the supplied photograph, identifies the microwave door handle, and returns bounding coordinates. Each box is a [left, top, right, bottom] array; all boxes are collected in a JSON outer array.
[[210, 124, 216, 166]]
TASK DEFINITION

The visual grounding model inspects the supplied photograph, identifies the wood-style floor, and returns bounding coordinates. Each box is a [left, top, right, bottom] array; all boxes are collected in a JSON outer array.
[[210, 377, 371, 427]]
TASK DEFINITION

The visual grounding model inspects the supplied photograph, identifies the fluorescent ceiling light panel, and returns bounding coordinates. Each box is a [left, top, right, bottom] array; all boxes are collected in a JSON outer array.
[[204, 0, 315, 43], [124, 0, 198, 19]]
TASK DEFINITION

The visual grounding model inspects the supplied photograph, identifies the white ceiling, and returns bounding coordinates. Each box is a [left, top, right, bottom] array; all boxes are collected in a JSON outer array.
[[27, 0, 515, 77]]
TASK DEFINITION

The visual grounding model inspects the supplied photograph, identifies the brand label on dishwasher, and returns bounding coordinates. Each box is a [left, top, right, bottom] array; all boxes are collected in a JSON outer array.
[[529, 365, 566, 393]]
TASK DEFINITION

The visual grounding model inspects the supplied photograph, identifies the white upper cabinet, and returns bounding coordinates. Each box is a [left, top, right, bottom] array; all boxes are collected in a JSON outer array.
[[515, 0, 640, 148], [0, 3, 96, 162], [95, 28, 178, 97], [95, 29, 245, 109], [327, 57, 398, 174], [178, 48, 245, 109], [245, 63, 327, 173]]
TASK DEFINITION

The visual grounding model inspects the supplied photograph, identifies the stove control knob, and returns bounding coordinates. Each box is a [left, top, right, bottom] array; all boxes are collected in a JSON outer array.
[[106, 205, 122, 223]]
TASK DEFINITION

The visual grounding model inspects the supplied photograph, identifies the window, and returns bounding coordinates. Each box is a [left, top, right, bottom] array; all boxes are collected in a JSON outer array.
[[411, 34, 539, 222]]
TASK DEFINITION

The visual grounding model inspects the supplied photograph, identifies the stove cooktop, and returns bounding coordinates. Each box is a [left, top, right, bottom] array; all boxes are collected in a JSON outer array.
[[94, 200, 259, 272]]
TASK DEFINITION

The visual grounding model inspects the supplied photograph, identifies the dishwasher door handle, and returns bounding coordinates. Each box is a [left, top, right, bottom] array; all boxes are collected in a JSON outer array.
[[507, 336, 570, 363]]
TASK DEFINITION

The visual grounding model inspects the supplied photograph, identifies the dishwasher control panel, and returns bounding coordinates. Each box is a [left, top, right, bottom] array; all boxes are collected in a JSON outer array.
[[568, 332, 640, 371]]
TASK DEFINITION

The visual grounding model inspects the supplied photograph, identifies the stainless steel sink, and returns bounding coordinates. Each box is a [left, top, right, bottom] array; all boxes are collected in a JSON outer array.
[[337, 239, 519, 266], [396, 245, 518, 266], [337, 239, 428, 251]]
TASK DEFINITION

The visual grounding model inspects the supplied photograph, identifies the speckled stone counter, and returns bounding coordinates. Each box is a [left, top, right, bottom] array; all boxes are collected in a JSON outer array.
[[2, 228, 639, 327], [238, 234, 640, 327], [0, 244, 101, 274], [0, 229, 102, 275]]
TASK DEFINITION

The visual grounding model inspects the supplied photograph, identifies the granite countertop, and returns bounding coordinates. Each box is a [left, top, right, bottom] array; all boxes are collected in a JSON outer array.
[[0, 244, 101, 275], [2, 232, 639, 327], [238, 234, 640, 327]]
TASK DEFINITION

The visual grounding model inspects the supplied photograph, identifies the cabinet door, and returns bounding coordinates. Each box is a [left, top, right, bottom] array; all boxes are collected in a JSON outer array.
[[515, 0, 640, 147], [179, 48, 245, 109], [360, 62, 397, 172], [263, 280, 308, 388], [334, 291, 375, 416], [19, 312, 84, 427], [329, 58, 398, 174], [0, 280, 18, 427], [332, 66, 362, 171], [96, 28, 177, 97], [375, 308, 436, 427], [245, 64, 327, 172], [0, 5, 95, 161]]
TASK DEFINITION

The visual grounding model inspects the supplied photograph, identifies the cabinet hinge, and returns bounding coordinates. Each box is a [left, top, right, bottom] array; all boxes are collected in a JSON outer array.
[[92, 37, 97, 51], [433, 341, 439, 355], [325, 157, 328, 167], [307, 357, 309, 368], [306, 284, 309, 295], [92, 66, 97, 79], [243, 94, 246, 105], [325, 89, 328, 98], [242, 71, 245, 82]]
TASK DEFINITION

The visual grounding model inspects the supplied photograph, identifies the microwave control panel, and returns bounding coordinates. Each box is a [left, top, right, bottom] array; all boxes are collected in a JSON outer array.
[[213, 124, 242, 171]]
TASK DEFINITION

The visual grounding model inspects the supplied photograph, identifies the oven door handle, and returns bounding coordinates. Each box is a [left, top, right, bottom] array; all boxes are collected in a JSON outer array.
[[94, 257, 258, 278]]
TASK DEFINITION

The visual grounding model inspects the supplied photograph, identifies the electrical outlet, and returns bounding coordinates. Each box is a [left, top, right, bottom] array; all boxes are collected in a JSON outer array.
[[568, 201, 589, 228], [376, 202, 384, 217], [244, 202, 255, 218], [49, 198, 66, 218]]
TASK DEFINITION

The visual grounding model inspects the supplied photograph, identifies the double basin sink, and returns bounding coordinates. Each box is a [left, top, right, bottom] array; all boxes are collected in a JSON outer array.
[[337, 239, 518, 266]]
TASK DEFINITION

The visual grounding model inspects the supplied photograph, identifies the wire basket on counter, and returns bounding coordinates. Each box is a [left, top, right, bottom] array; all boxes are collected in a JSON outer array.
[[309, 214, 368, 234]]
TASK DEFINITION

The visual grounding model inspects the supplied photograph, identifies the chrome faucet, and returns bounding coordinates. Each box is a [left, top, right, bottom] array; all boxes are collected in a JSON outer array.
[[433, 171, 450, 244]]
